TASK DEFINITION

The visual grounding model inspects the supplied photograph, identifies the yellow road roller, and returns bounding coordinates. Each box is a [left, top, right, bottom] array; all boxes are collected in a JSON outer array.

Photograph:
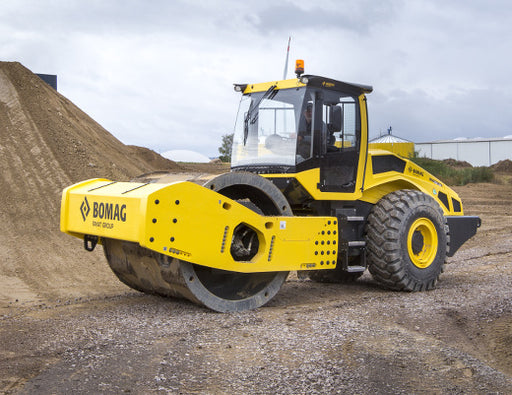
[[60, 62, 480, 311]]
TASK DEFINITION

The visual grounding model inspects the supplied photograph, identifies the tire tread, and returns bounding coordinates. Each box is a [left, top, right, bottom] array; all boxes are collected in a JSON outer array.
[[366, 189, 449, 291]]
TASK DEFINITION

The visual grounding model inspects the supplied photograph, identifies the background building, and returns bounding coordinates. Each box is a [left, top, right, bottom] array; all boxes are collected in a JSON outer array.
[[415, 137, 512, 167], [369, 134, 415, 158]]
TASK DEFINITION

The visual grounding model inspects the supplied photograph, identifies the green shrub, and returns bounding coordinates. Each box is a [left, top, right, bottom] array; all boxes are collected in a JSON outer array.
[[411, 158, 494, 186]]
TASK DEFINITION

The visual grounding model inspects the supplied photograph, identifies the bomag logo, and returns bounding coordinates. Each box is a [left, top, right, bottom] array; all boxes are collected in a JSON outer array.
[[408, 166, 424, 177], [322, 81, 335, 88], [80, 197, 127, 222], [80, 197, 90, 221]]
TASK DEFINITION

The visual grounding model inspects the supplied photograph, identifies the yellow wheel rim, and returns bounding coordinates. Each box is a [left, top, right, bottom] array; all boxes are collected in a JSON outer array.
[[407, 218, 438, 269]]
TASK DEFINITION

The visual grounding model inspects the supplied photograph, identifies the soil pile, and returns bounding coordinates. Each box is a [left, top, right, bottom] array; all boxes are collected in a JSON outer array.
[[0, 62, 179, 305], [492, 159, 512, 172], [442, 158, 472, 168]]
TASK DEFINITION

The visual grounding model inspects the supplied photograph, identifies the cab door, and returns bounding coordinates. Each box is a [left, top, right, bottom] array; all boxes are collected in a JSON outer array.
[[318, 97, 361, 193]]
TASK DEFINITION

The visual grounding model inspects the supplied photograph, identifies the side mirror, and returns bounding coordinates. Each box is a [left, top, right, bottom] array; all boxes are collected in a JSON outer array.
[[328, 106, 342, 133]]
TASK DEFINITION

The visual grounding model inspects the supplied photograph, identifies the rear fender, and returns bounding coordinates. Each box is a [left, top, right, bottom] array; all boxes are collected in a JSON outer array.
[[362, 151, 464, 216]]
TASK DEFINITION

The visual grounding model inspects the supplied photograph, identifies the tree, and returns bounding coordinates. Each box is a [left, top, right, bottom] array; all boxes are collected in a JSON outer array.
[[218, 133, 233, 162]]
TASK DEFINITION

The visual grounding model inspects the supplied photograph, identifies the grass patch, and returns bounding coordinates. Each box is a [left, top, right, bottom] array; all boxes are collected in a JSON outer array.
[[411, 157, 494, 186]]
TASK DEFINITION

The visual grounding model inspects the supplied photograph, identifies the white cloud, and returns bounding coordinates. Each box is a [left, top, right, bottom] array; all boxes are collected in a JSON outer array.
[[161, 149, 211, 163], [1, 0, 512, 156]]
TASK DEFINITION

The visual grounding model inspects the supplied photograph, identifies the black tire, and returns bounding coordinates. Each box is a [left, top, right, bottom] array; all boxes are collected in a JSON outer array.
[[365, 189, 449, 291]]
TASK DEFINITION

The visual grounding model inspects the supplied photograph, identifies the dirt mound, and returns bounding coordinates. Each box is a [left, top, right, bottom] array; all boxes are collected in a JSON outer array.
[[0, 62, 181, 305], [128, 145, 178, 171], [491, 159, 512, 172], [442, 158, 473, 168]]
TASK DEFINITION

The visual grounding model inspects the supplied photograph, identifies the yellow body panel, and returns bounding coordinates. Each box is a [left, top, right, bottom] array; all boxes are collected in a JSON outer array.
[[263, 150, 463, 216], [61, 179, 339, 273], [243, 78, 306, 93], [60, 178, 162, 242], [362, 150, 463, 215], [334, 141, 352, 148]]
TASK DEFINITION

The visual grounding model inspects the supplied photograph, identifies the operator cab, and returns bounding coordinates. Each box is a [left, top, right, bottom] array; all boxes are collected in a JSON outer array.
[[231, 74, 372, 193]]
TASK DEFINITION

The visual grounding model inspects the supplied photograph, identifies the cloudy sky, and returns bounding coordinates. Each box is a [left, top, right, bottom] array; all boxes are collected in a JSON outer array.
[[2, 0, 511, 157]]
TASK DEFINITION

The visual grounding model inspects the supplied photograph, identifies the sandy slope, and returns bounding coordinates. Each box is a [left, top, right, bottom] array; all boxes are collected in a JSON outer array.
[[0, 62, 180, 305]]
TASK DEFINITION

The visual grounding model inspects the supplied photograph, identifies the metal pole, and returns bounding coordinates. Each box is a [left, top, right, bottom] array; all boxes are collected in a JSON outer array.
[[283, 36, 291, 80]]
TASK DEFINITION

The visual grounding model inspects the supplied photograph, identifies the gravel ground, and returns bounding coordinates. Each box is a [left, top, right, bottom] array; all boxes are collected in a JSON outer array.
[[1, 183, 511, 394]]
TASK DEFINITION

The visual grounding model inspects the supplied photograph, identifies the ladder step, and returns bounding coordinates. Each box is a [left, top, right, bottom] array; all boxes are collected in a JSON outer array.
[[346, 265, 366, 273], [346, 216, 365, 222], [348, 240, 366, 247]]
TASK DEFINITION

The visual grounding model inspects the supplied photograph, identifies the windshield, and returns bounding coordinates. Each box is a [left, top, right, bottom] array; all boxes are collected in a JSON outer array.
[[232, 87, 306, 167]]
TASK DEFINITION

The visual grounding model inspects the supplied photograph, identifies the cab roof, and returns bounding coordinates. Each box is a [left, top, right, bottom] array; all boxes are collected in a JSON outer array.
[[234, 74, 373, 96]]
